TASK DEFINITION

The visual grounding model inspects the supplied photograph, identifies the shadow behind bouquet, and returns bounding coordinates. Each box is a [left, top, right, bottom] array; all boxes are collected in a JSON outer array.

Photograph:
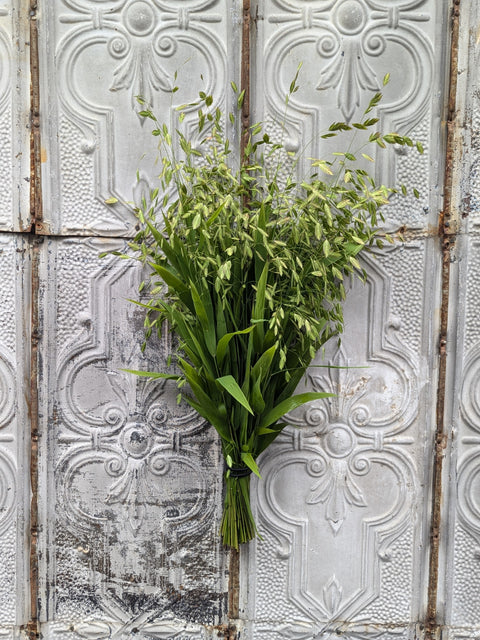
[[118, 75, 421, 549]]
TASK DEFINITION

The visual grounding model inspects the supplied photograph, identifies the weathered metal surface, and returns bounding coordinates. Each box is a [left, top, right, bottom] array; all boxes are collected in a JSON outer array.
[[36, 238, 229, 639], [240, 0, 251, 161], [30, 0, 43, 233], [27, 235, 41, 640], [0, 2, 30, 231], [22, 1, 480, 639], [28, 1, 44, 635], [250, 0, 447, 232], [241, 3, 450, 636], [244, 242, 441, 638], [426, 2, 460, 638], [0, 235, 31, 637], [38, 0, 242, 237], [434, 2, 480, 638]]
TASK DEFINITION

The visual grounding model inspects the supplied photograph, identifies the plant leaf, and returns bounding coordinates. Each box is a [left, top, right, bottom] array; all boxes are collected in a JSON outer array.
[[183, 395, 233, 443], [241, 452, 261, 478], [121, 369, 182, 381], [216, 375, 254, 415], [251, 344, 277, 385], [190, 280, 216, 357], [149, 263, 193, 311], [252, 262, 268, 351], [259, 392, 335, 428], [216, 325, 256, 367]]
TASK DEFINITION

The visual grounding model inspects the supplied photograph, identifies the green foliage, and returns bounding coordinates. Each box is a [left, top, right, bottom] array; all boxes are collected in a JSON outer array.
[[121, 75, 422, 548]]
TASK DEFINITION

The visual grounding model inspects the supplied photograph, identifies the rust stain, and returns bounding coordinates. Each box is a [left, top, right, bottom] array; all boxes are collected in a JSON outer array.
[[240, 0, 251, 162], [426, 1, 461, 638], [40, 147, 47, 163], [30, 0, 43, 230], [27, 235, 42, 640], [27, 1, 42, 637], [224, 624, 237, 640], [224, 3, 252, 636], [208, 623, 237, 640], [228, 547, 240, 621]]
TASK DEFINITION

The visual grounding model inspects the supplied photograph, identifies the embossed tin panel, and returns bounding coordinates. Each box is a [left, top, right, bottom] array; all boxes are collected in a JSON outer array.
[[437, 3, 480, 637], [0, 235, 31, 637], [243, 239, 440, 638], [27, 1, 480, 639], [38, 0, 242, 236], [37, 238, 229, 638], [242, 0, 449, 636], [441, 229, 480, 638], [0, 2, 30, 231], [251, 0, 448, 231]]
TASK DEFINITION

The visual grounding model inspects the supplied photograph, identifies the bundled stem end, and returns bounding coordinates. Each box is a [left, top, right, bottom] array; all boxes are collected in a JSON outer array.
[[221, 474, 258, 549]]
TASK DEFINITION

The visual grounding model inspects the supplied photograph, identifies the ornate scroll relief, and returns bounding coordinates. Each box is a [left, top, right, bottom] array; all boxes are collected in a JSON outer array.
[[57, 619, 205, 640], [0, 6, 12, 228], [0, 3, 30, 231], [0, 345, 16, 538], [0, 238, 23, 630], [457, 342, 480, 547], [52, 0, 226, 234], [254, 253, 418, 629], [54, 249, 221, 628], [262, 0, 434, 189]]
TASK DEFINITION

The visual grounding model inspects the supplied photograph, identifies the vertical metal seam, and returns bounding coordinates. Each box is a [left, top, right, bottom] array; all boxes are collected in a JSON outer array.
[[27, 0, 42, 637], [30, 0, 42, 229], [240, 0, 251, 161], [426, 0, 460, 637], [227, 1, 251, 637]]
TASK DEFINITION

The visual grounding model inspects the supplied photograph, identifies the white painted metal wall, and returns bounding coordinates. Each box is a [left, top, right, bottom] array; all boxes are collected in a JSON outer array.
[[0, 1, 479, 639]]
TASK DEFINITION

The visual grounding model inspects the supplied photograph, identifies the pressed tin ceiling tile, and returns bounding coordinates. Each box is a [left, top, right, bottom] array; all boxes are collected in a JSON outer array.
[[0, 2, 30, 231], [36, 237, 229, 635], [38, 0, 241, 236]]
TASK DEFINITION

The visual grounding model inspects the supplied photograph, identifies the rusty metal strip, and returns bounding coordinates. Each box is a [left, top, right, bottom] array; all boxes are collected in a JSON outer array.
[[26, 236, 41, 640], [26, 1, 42, 637], [228, 546, 240, 621], [240, 0, 251, 161], [226, 1, 251, 635], [30, 0, 42, 231], [426, 0, 460, 637]]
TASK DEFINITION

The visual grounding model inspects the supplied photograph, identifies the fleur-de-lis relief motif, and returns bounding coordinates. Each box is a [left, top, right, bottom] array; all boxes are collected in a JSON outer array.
[[323, 575, 343, 616], [108, 2, 175, 110], [56, 258, 211, 540], [269, 0, 432, 122], [301, 347, 371, 533], [104, 422, 170, 534], [307, 458, 367, 533], [60, 0, 223, 111], [317, 0, 380, 121], [274, 616, 401, 640], [75, 618, 203, 639]]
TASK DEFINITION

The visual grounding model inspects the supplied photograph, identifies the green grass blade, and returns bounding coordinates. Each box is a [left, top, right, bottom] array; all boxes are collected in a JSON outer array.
[[259, 392, 335, 429], [121, 369, 182, 381], [250, 376, 266, 414], [190, 280, 216, 357], [149, 263, 194, 311], [251, 344, 277, 385], [252, 262, 268, 351], [216, 326, 255, 367], [206, 198, 227, 227], [183, 395, 233, 443], [216, 375, 254, 415], [240, 452, 261, 478]]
